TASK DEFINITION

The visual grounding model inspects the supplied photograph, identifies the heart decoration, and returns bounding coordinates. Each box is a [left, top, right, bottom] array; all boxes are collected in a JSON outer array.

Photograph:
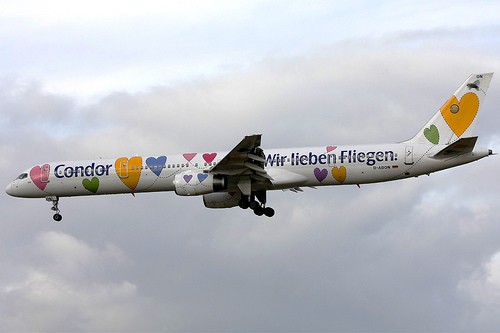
[[82, 177, 99, 193], [440, 92, 480, 137], [183, 153, 197, 162], [326, 146, 337, 153], [314, 168, 328, 182], [197, 173, 208, 183], [332, 166, 347, 184], [183, 175, 193, 183], [423, 124, 440, 145], [146, 156, 167, 177], [115, 156, 142, 191], [30, 164, 50, 191], [202, 153, 217, 164]]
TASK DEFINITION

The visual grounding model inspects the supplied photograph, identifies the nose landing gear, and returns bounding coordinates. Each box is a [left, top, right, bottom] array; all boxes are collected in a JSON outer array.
[[46, 196, 62, 222]]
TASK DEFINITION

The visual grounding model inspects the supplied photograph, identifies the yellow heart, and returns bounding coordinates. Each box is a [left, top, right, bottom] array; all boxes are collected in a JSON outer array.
[[115, 156, 142, 191], [332, 166, 347, 184], [440, 92, 479, 137]]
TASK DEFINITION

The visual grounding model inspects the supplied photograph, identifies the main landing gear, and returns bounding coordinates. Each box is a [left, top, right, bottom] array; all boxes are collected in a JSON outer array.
[[46, 196, 62, 222], [238, 191, 275, 217]]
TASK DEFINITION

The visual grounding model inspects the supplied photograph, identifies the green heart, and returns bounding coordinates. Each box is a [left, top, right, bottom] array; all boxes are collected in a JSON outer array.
[[82, 177, 99, 193], [423, 124, 439, 144]]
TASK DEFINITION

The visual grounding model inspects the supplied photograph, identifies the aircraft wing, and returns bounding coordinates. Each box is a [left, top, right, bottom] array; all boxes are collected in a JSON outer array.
[[209, 134, 272, 180]]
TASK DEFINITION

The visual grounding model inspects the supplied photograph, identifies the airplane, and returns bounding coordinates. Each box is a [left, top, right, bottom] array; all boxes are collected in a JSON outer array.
[[5, 73, 495, 221]]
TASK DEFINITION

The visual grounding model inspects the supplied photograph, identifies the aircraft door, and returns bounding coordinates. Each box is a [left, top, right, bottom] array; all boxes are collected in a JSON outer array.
[[404, 146, 414, 165], [41, 164, 50, 183], [327, 153, 337, 167], [117, 159, 129, 178]]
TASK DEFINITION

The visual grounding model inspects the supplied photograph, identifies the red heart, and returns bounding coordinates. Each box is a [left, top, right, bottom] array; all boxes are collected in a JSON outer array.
[[203, 153, 217, 163]]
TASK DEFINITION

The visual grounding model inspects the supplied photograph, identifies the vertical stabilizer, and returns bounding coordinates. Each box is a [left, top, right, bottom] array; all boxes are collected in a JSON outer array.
[[407, 73, 493, 145]]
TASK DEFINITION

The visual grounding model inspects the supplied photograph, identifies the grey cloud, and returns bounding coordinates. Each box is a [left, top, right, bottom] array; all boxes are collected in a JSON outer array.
[[2, 38, 500, 331], [0, 231, 158, 332]]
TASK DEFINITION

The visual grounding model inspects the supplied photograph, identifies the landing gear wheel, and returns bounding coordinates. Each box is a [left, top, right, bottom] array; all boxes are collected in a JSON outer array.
[[244, 191, 276, 217], [53, 213, 63, 222], [264, 207, 275, 217], [238, 199, 249, 209], [253, 205, 264, 216], [249, 200, 259, 210]]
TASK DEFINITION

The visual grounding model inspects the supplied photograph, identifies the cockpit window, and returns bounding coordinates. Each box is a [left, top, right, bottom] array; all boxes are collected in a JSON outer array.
[[16, 173, 28, 180]]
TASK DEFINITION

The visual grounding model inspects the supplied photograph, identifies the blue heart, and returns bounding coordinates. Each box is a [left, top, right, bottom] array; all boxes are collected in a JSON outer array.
[[146, 156, 167, 176], [197, 173, 208, 183]]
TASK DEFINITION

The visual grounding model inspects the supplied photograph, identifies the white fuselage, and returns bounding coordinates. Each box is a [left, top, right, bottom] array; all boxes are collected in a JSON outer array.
[[5, 142, 490, 199]]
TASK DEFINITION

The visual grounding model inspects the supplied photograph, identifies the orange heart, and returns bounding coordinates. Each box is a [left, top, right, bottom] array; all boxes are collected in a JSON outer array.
[[332, 166, 347, 184], [440, 92, 479, 137], [115, 156, 142, 191]]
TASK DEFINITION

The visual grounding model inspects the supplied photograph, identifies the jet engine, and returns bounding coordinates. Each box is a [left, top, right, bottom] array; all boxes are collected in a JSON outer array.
[[203, 191, 242, 208], [174, 171, 226, 196]]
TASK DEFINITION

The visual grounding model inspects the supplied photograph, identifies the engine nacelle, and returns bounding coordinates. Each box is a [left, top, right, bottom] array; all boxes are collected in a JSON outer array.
[[203, 191, 242, 208], [174, 171, 226, 196]]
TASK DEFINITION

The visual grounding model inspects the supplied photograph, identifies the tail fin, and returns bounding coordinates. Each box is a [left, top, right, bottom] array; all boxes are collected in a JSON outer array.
[[407, 73, 493, 145]]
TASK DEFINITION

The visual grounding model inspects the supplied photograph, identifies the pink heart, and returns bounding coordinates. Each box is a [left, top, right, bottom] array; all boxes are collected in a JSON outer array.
[[30, 164, 50, 191], [326, 146, 337, 152], [183, 153, 197, 162], [203, 153, 217, 163]]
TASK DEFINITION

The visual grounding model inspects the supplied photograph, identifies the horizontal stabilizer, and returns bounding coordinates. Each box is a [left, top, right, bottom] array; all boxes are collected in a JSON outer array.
[[432, 137, 477, 158]]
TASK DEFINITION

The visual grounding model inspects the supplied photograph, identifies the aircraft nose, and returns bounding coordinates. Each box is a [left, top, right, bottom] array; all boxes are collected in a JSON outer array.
[[5, 183, 14, 196]]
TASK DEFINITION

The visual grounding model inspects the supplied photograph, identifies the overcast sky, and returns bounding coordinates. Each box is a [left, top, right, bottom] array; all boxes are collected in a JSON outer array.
[[2, 0, 500, 331]]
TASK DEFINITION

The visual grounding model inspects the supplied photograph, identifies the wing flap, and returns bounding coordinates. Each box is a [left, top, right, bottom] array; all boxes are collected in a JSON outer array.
[[209, 134, 273, 181]]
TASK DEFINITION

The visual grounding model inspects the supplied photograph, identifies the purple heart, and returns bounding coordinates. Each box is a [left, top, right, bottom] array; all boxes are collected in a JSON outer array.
[[314, 168, 328, 182], [197, 173, 208, 183], [146, 156, 167, 177], [183, 175, 193, 183]]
